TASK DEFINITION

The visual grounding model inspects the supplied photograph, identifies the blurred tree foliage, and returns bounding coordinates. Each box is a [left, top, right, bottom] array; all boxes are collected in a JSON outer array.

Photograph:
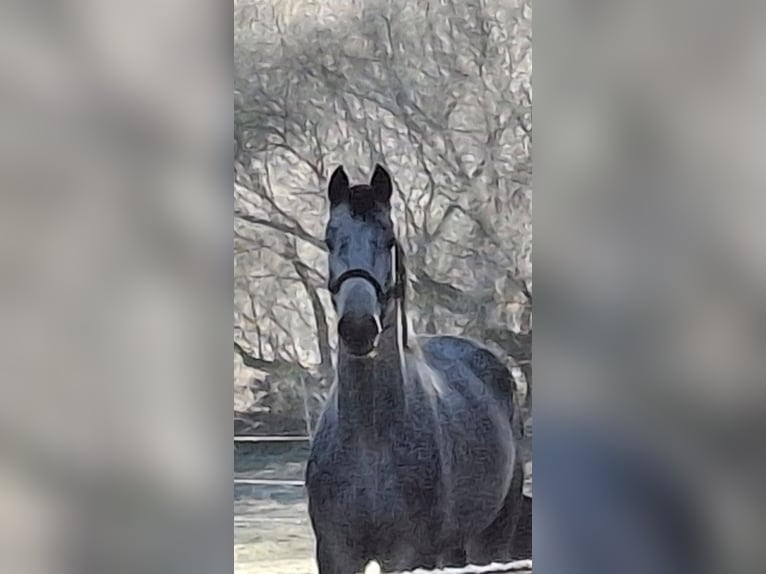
[[234, 0, 532, 434]]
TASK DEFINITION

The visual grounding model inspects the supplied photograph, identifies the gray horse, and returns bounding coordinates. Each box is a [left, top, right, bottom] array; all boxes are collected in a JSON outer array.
[[306, 164, 524, 574]]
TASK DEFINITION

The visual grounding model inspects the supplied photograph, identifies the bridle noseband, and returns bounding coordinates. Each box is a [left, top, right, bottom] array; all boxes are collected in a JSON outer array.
[[328, 268, 403, 305], [327, 241, 408, 346]]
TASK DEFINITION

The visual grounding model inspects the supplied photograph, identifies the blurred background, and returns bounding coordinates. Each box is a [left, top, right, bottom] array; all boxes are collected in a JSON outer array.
[[0, 1, 764, 574], [234, 1, 532, 571], [535, 1, 766, 572], [0, 1, 231, 573]]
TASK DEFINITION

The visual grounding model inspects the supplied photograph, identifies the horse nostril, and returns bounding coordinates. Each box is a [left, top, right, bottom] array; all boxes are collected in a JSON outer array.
[[338, 315, 380, 350]]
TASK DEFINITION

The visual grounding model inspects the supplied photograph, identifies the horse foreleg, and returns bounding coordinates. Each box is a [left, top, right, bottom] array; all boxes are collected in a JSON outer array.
[[439, 546, 467, 568], [315, 535, 364, 574]]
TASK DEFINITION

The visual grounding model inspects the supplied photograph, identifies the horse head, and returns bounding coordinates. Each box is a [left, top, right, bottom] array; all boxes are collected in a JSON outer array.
[[325, 164, 407, 356]]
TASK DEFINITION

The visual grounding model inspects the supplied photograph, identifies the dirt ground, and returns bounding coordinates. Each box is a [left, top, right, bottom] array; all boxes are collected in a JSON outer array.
[[234, 492, 316, 574], [235, 445, 317, 574]]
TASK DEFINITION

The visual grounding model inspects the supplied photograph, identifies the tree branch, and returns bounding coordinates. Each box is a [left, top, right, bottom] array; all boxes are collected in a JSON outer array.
[[235, 212, 325, 249], [234, 340, 304, 376], [293, 260, 333, 375]]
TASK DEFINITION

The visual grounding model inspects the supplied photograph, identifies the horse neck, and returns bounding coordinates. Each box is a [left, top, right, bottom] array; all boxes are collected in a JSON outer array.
[[336, 305, 406, 440]]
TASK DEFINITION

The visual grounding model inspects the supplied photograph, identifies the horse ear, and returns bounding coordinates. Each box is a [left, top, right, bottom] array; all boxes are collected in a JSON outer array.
[[370, 164, 392, 204], [328, 166, 349, 206]]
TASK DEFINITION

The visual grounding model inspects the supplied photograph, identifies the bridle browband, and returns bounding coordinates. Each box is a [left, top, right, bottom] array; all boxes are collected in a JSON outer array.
[[327, 240, 409, 347]]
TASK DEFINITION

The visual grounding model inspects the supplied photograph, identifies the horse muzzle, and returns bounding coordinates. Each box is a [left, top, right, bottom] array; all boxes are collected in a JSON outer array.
[[338, 312, 381, 356], [335, 277, 383, 356]]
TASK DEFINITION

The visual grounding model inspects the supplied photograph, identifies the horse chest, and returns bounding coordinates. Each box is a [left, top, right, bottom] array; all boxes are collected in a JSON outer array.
[[345, 446, 437, 527], [347, 450, 401, 518]]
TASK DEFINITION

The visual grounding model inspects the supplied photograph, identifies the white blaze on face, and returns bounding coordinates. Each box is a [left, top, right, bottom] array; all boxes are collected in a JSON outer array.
[[336, 277, 380, 320], [363, 560, 381, 574]]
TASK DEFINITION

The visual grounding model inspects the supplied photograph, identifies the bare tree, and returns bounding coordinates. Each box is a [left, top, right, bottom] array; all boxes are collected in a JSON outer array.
[[234, 0, 532, 428]]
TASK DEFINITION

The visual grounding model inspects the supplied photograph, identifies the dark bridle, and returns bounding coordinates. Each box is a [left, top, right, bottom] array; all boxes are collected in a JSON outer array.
[[327, 240, 409, 347]]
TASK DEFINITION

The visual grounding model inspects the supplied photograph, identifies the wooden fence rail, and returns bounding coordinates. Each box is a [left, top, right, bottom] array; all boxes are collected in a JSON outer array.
[[234, 478, 304, 486], [234, 435, 311, 442], [234, 435, 309, 486]]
